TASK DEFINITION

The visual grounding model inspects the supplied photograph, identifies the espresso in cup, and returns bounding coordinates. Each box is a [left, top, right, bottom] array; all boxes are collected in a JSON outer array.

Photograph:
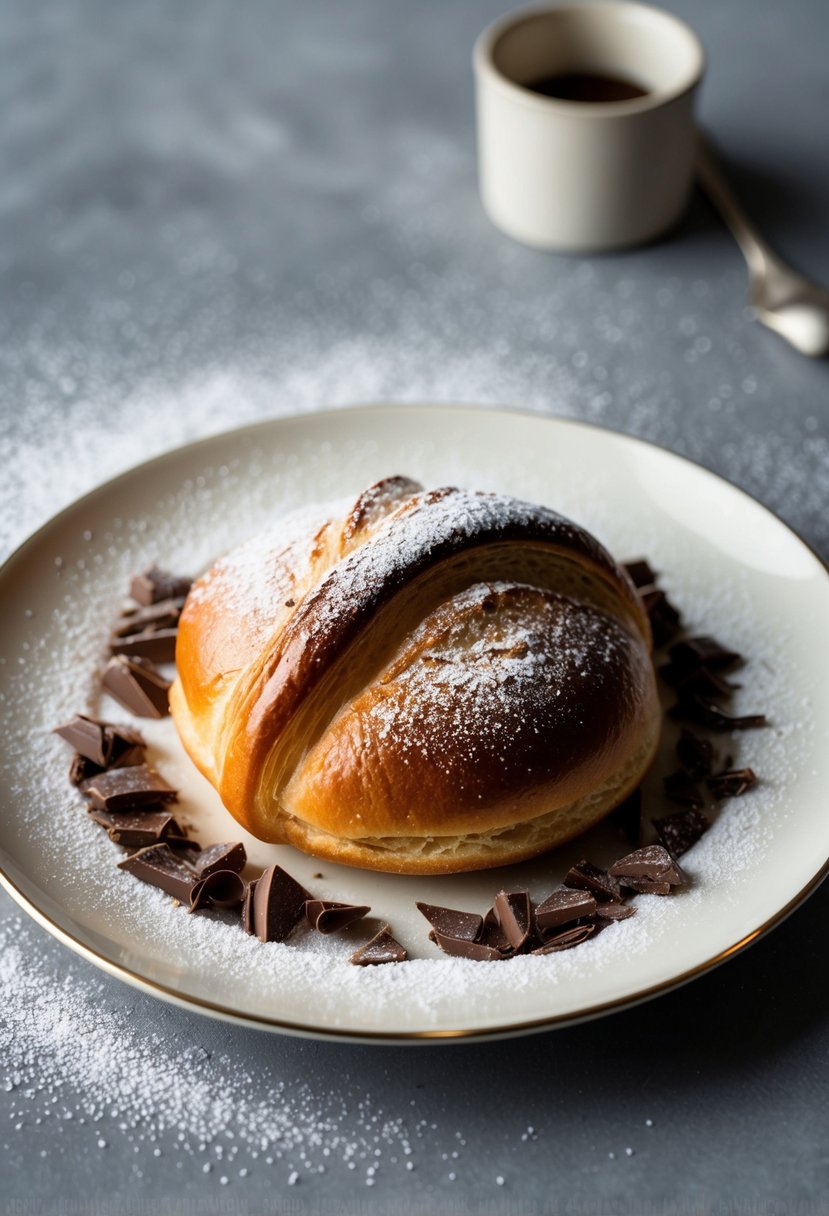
[[473, 2, 705, 251], [527, 72, 649, 104]]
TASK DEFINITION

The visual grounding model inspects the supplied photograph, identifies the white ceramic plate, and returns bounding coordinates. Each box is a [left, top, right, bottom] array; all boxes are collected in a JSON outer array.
[[2, 406, 828, 1042]]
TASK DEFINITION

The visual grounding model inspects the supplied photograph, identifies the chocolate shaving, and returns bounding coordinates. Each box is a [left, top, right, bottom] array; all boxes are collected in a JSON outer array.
[[675, 728, 715, 779], [69, 753, 104, 786], [110, 741, 146, 771], [190, 870, 247, 912], [640, 588, 682, 646], [55, 715, 111, 766], [707, 768, 758, 798], [532, 924, 595, 954], [564, 860, 622, 903], [609, 788, 642, 846], [117, 843, 197, 902], [242, 879, 257, 935], [164, 835, 198, 851], [493, 890, 531, 950], [669, 635, 742, 671], [80, 764, 177, 811], [112, 597, 186, 638], [110, 628, 179, 663], [53, 715, 146, 768], [535, 887, 596, 934], [252, 865, 310, 943], [101, 656, 171, 718], [416, 902, 482, 943], [609, 845, 684, 886], [480, 905, 514, 954], [305, 900, 371, 934], [350, 924, 408, 966], [653, 806, 709, 858], [129, 565, 192, 607], [623, 558, 657, 589], [660, 663, 737, 699], [431, 932, 503, 961], [594, 902, 636, 920], [88, 808, 181, 848], [110, 596, 185, 662], [670, 695, 766, 732], [663, 769, 705, 809], [193, 842, 247, 878]]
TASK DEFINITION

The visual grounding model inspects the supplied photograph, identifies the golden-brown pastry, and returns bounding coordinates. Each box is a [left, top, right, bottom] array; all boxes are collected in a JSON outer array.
[[170, 477, 660, 874]]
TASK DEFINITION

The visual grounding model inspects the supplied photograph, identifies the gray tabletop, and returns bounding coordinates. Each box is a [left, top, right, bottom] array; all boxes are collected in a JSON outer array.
[[2, 1, 828, 1213]]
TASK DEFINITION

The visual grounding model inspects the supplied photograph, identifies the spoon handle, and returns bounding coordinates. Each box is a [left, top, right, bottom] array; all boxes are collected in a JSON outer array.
[[695, 136, 775, 277]]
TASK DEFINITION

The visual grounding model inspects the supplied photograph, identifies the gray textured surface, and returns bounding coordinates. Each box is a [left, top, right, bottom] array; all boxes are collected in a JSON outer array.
[[1, 1, 828, 1213]]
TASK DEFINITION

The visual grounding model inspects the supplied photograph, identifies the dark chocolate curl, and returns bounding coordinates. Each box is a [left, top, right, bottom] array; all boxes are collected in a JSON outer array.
[[53, 715, 111, 766], [101, 656, 171, 718], [305, 900, 371, 934], [129, 565, 192, 606], [493, 890, 531, 950], [653, 807, 710, 858], [564, 860, 622, 903], [707, 768, 758, 798], [88, 807, 180, 848], [69, 754, 103, 786], [194, 842, 247, 878], [416, 902, 482, 943], [670, 695, 766, 732], [480, 905, 514, 954], [242, 880, 258, 935], [350, 924, 408, 966], [252, 865, 310, 943], [532, 924, 595, 954], [53, 715, 146, 768], [594, 902, 636, 921], [80, 764, 177, 811], [609, 845, 684, 886], [431, 932, 503, 961], [669, 635, 742, 671], [112, 597, 186, 638], [640, 588, 682, 646], [117, 843, 197, 902], [110, 628, 179, 663], [622, 558, 657, 589], [535, 887, 596, 934], [190, 870, 247, 912]]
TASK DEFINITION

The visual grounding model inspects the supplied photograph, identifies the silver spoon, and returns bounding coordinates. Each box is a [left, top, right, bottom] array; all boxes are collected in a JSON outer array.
[[696, 136, 829, 357]]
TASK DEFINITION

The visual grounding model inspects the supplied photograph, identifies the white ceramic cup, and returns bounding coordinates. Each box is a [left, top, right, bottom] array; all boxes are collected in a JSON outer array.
[[473, 1, 705, 251]]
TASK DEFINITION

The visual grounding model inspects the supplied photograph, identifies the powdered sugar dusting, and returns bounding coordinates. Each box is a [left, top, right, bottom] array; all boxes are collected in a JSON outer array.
[[288, 486, 591, 651], [0, 417, 825, 1040], [0, 912, 455, 1190], [367, 581, 628, 772]]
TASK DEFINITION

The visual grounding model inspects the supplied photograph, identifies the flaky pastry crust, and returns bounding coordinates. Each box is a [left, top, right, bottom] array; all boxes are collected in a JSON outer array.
[[170, 478, 660, 873]]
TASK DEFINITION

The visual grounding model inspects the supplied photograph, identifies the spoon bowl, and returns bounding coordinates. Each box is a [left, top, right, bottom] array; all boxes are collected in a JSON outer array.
[[750, 277, 829, 358], [697, 137, 829, 358]]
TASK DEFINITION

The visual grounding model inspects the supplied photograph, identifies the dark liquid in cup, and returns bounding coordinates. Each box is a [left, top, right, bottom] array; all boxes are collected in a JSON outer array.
[[526, 72, 648, 103]]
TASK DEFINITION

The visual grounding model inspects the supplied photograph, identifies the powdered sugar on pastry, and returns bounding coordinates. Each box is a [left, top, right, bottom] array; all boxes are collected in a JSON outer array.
[[173, 480, 658, 868]]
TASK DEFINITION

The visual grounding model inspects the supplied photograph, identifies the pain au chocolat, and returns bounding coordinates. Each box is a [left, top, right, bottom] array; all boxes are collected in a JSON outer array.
[[170, 477, 660, 874]]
